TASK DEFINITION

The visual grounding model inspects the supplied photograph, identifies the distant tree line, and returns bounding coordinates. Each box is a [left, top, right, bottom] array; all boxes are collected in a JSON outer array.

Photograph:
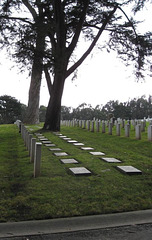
[[41, 95, 152, 121], [1, 95, 152, 124]]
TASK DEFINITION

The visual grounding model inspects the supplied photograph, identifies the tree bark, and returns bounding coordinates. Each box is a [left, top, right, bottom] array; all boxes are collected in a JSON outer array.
[[43, 74, 65, 131], [24, 61, 42, 124], [24, 24, 45, 124]]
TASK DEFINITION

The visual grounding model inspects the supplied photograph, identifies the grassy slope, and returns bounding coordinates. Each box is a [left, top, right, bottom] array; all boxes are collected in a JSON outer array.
[[0, 123, 152, 222]]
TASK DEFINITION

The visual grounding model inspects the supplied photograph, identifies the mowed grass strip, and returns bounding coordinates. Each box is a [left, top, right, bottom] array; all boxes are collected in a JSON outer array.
[[0, 124, 152, 222]]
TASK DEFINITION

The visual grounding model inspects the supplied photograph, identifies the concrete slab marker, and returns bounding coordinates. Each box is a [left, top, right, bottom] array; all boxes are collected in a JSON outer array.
[[37, 136, 45, 139], [68, 140, 78, 143], [116, 166, 142, 175], [90, 152, 105, 156], [54, 152, 68, 156], [54, 133, 62, 136], [49, 148, 62, 151], [102, 158, 121, 163], [41, 141, 52, 144], [81, 147, 94, 150], [69, 167, 91, 176], [59, 135, 67, 138], [35, 133, 43, 136], [45, 144, 56, 147], [73, 143, 84, 146], [63, 138, 71, 140], [60, 159, 78, 164], [39, 138, 48, 141]]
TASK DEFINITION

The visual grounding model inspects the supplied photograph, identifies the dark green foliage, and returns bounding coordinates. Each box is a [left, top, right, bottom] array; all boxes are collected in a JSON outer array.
[[0, 1, 151, 76], [0, 95, 25, 124]]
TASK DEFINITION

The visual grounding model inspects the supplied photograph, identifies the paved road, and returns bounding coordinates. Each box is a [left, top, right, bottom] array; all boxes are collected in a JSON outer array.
[[1, 223, 152, 240], [1, 210, 152, 240]]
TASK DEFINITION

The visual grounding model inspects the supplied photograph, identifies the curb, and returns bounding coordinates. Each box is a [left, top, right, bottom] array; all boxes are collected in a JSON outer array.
[[0, 209, 152, 238]]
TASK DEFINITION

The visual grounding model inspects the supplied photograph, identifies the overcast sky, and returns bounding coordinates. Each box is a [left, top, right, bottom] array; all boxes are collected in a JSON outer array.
[[0, 2, 151, 108]]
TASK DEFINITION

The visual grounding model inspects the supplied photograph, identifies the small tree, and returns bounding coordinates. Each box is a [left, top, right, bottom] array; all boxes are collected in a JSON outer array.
[[0, 95, 22, 124]]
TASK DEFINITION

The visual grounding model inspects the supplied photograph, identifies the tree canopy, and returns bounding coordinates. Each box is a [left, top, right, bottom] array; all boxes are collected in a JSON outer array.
[[0, 0, 152, 130], [0, 95, 25, 124]]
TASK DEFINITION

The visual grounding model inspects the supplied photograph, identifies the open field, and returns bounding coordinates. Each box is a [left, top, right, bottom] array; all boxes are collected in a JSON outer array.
[[0, 123, 152, 222]]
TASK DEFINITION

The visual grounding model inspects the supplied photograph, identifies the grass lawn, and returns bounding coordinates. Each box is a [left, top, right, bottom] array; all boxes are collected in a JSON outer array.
[[0, 123, 152, 222]]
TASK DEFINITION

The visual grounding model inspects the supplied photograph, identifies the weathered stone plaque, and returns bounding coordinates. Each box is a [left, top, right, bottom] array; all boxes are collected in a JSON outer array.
[[60, 159, 78, 164], [49, 148, 62, 151], [73, 143, 84, 146], [35, 133, 43, 136], [90, 152, 105, 156], [102, 158, 121, 163], [39, 138, 48, 141], [42, 141, 52, 144], [81, 147, 94, 150], [116, 166, 142, 175], [54, 133, 62, 136], [54, 152, 68, 156], [37, 136, 45, 139], [45, 144, 56, 147], [69, 167, 91, 176]]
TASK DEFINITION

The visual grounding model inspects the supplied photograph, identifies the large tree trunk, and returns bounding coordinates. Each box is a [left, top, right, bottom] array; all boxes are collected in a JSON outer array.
[[43, 74, 65, 131], [24, 62, 42, 124], [24, 24, 45, 124]]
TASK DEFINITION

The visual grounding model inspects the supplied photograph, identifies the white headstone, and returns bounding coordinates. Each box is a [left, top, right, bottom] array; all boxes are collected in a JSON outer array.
[[34, 142, 42, 178], [135, 124, 141, 140]]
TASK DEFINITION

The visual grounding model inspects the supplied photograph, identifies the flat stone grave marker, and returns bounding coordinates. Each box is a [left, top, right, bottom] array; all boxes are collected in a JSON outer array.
[[60, 159, 78, 164], [42, 141, 52, 144], [63, 138, 71, 140], [116, 166, 142, 175], [69, 167, 91, 176], [101, 157, 121, 163], [49, 148, 62, 151], [54, 133, 62, 136], [59, 135, 67, 138], [81, 147, 94, 150], [68, 140, 78, 143], [54, 152, 68, 156], [35, 133, 43, 136], [39, 138, 48, 141], [90, 151, 105, 156], [45, 144, 56, 147], [73, 143, 84, 146], [37, 136, 45, 139]]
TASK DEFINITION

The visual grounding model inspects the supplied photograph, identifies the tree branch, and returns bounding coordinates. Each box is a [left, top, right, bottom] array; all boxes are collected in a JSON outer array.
[[66, 5, 118, 78], [22, 0, 37, 20], [44, 65, 53, 96], [67, 0, 89, 57], [0, 15, 33, 25], [54, 0, 66, 48]]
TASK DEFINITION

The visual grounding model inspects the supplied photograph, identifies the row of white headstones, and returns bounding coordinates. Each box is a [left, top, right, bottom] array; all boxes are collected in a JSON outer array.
[[61, 119, 152, 141], [16, 120, 42, 178]]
